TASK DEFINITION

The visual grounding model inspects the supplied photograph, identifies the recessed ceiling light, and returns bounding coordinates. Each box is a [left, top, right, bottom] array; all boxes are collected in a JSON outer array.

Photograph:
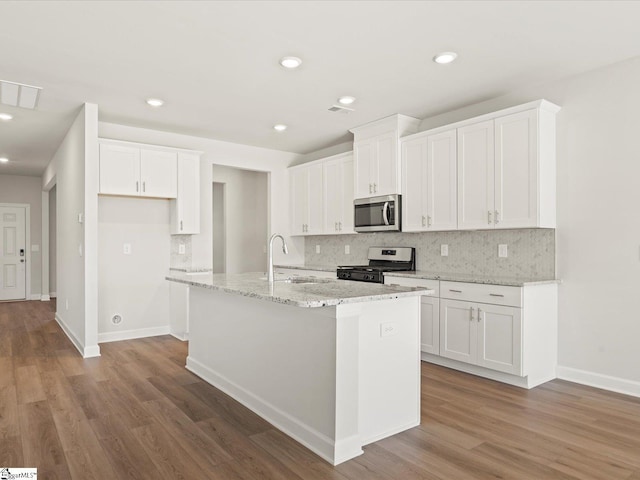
[[146, 98, 164, 107], [433, 52, 458, 64], [337, 96, 356, 106], [273, 124, 287, 132], [0, 113, 13, 121], [279, 56, 302, 69], [0, 157, 9, 163]]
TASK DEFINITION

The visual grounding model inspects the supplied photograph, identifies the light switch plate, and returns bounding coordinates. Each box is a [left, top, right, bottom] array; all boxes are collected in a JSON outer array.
[[441, 244, 449, 256], [123, 243, 132, 255], [316, 245, 321, 254], [498, 244, 508, 258], [344, 245, 350, 255], [178, 244, 186, 255], [380, 322, 398, 338], [78, 213, 83, 224]]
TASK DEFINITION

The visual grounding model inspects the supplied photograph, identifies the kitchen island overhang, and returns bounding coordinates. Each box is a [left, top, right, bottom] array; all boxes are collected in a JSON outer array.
[[166, 272, 433, 465]]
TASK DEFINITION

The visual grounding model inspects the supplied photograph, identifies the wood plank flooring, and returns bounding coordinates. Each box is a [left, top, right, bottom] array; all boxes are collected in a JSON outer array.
[[1, 300, 640, 479]]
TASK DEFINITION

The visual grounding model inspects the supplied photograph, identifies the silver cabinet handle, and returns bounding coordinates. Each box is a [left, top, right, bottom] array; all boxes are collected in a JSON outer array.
[[427, 215, 432, 227], [373, 182, 377, 193], [136, 181, 139, 192], [180, 220, 183, 231], [338, 221, 342, 231], [477, 308, 482, 322], [421, 215, 426, 227], [335, 222, 338, 231], [470, 307, 474, 322], [143, 181, 146, 193], [449, 289, 462, 293], [369, 184, 373, 194], [495, 210, 500, 224], [489, 293, 504, 297], [488, 210, 492, 224]]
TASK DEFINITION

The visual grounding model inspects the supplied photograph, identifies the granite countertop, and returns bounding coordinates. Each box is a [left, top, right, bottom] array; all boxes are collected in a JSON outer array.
[[169, 267, 213, 273], [165, 271, 433, 308], [274, 264, 342, 273], [384, 270, 560, 287]]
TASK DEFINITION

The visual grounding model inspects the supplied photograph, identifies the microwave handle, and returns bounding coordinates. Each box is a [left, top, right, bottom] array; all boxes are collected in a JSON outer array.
[[382, 201, 390, 225]]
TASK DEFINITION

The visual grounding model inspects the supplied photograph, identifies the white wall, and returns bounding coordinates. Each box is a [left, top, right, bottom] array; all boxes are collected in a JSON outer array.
[[98, 196, 171, 341], [212, 182, 225, 273], [0, 174, 43, 296], [42, 103, 100, 358], [49, 185, 56, 295], [97, 123, 303, 267], [417, 56, 640, 393], [212, 165, 268, 273]]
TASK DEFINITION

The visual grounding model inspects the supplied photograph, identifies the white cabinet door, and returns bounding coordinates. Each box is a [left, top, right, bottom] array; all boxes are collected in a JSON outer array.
[[440, 299, 477, 364], [354, 138, 375, 198], [457, 120, 494, 230], [140, 149, 177, 198], [99, 143, 140, 195], [323, 155, 354, 234], [494, 109, 538, 228], [307, 163, 324, 234], [171, 152, 200, 234], [401, 136, 428, 232], [374, 131, 398, 196], [290, 168, 309, 235], [421, 296, 440, 355], [477, 303, 522, 375], [427, 130, 457, 230]]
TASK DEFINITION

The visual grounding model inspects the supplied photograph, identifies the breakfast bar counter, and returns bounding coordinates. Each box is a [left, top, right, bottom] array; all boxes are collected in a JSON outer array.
[[166, 272, 432, 465]]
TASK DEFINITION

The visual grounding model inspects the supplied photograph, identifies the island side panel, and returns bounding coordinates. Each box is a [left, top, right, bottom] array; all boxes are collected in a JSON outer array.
[[186, 287, 339, 462], [348, 295, 421, 445]]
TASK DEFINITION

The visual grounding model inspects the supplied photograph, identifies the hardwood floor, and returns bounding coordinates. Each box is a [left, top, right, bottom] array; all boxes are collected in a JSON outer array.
[[1, 300, 640, 479]]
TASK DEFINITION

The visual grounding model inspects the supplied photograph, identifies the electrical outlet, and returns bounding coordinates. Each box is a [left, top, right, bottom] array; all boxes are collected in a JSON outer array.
[[345, 245, 350, 255], [316, 245, 321, 254], [78, 213, 83, 224], [498, 244, 508, 258], [380, 322, 398, 338], [178, 243, 186, 255], [441, 244, 449, 256], [123, 243, 132, 255]]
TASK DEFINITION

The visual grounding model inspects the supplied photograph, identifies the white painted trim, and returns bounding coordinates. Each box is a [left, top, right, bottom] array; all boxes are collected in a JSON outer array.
[[40, 294, 50, 302], [41, 191, 49, 304], [186, 356, 348, 465], [98, 326, 171, 343], [30, 294, 41, 300], [83, 345, 101, 358], [50, 292, 57, 298], [170, 331, 189, 341], [55, 312, 84, 355], [421, 353, 554, 389], [557, 366, 640, 399], [0, 203, 30, 300]]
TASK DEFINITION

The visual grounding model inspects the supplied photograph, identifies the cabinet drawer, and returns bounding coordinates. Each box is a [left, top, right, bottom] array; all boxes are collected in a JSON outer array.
[[440, 281, 521, 307], [384, 276, 439, 296]]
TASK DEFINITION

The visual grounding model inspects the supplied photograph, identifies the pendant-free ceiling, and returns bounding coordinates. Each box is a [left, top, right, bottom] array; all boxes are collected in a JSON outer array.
[[0, 79, 42, 109]]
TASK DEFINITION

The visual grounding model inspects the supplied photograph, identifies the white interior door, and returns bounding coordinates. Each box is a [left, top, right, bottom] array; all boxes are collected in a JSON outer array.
[[0, 206, 26, 301]]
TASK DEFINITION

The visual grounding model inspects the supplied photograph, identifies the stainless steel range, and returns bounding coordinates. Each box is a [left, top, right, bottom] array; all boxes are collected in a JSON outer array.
[[337, 247, 415, 283]]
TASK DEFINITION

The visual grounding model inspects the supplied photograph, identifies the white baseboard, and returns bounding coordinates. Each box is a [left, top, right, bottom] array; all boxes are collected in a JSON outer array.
[[50, 292, 57, 298], [30, 294, 41, 300], [557, 366, 640, 398], [170, 331, 189, 341], [98, 326, 170, 344], [55, 313, 100, 358], [186, 356, 354, 465], [40, 294, 51, 302]]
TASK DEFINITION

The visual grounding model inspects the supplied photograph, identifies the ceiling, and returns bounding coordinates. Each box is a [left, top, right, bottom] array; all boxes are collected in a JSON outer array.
[[1, 1, 640, 176]]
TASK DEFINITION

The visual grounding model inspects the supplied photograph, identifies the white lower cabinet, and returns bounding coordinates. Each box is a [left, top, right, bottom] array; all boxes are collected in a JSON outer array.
[[386, 276, 557, 388]]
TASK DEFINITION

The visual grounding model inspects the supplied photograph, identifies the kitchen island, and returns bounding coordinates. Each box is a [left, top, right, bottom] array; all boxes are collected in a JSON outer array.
[[166, 271, 433, 465]]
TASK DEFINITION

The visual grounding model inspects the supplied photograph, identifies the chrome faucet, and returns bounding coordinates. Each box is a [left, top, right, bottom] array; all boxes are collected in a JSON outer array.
[[267, 233, 288, 282]]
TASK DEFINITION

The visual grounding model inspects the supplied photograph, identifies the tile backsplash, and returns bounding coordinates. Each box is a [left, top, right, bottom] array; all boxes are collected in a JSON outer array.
[[170, 235, 192, 269], [304, 229, 555, 279]]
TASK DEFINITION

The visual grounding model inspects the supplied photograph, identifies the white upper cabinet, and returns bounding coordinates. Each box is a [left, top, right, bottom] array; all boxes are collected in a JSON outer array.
[[323, 154, 354, 234], [457, 120, 495, 229], [351, 115, 420, 199], [170, 152, 201, 235], [290, 162, 324, 235], [99, 140, 178, 199], [456, 101, 559, 230], [401, 129, 457, 232]]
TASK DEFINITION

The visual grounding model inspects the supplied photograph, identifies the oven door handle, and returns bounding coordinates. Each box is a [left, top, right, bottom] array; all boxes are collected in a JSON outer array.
[[382, 202, 390, 225]]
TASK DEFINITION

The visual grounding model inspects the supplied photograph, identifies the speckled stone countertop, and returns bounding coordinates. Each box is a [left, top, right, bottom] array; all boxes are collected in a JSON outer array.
[[169, 267, 213, 273], [274, 264, 558, 287], [165, 271, 433, 308], [384, 271, 560, 287]]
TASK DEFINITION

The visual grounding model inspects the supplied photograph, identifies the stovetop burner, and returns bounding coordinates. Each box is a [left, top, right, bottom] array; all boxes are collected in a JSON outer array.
[[337, 247, 415, 283]]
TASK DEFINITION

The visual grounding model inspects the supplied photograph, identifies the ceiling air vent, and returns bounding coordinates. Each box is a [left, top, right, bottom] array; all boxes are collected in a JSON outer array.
[[328, 104, 354, 114], [0, 79, 42, 109]]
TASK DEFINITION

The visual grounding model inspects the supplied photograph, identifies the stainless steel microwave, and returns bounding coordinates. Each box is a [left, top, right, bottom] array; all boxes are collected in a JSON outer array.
[[354, 194, 401, 233]]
